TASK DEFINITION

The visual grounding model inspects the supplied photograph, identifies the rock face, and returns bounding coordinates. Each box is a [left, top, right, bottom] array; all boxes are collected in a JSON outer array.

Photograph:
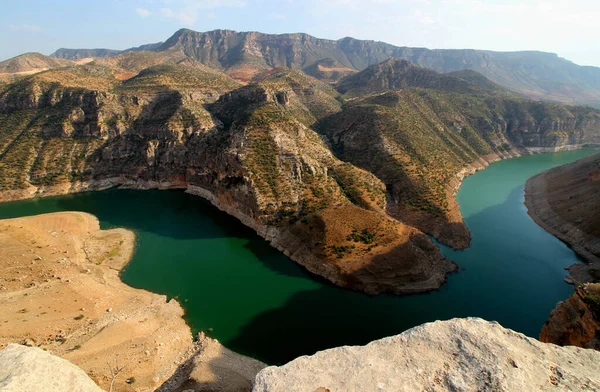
[[336, 58, 483, 97], [253, 318, 600, 392], [541, 283, 600, 350], [50, 28, 600, 106], [525, 153, 600, 283], [1, 50, 600, 295], [0, 344, 103, 392]]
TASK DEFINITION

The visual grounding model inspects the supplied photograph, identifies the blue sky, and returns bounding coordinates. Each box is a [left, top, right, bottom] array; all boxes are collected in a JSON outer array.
[[1, 0, 599, 67]]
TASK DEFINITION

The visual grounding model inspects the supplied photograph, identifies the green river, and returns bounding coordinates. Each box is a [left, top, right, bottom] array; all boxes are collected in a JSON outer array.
[[0, 149, 595, 364]]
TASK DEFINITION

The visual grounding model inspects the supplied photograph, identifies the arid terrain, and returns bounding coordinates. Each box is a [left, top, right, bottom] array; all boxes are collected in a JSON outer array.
[[0, 212, 264, 391]]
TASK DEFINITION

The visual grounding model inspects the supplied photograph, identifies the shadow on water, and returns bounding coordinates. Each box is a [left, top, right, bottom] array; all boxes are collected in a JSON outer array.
[[0, 150, 593, 366], [223, 185, 581, 365]]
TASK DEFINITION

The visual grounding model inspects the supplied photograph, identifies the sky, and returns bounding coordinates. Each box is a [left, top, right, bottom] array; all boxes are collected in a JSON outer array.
[[1, 0, 599, 67]]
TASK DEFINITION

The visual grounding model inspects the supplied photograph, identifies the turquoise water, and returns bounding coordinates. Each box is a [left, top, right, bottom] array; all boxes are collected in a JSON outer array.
[[0, 149, 595, 364]]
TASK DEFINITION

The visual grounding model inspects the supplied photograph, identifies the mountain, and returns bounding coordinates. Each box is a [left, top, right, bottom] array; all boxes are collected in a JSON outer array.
[[0, 52, 73, 74], [17, 28, 600, 106], [336, 58, 486, 97], [51, 48, 121, 60], [50, 42, 163, 60], [1, 34, 600, 295], [152, 29, 600, 106], [320, 86, 600, 248]]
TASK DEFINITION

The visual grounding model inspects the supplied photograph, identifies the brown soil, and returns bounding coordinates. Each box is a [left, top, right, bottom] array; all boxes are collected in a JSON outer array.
[[290, 205, 457, 295], [0, 212, 265, 391], [316, 65, 355, 73]]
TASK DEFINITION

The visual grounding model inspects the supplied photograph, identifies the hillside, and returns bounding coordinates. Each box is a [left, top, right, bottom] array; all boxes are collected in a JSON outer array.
[[526, 153, 600, 283], [336, 58, 486, 97], [0, 53, 73, 76], [444, 69, 508, 93], [0, 54, 599, 294], [319, 64, 600, 247]]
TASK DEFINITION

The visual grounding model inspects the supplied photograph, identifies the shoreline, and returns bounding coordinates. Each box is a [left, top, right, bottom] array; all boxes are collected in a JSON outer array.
[[0, 178, 458, 296], [524, 154, 600, 284], [0, 211, 265, 391], [0, 144, 591, 297]]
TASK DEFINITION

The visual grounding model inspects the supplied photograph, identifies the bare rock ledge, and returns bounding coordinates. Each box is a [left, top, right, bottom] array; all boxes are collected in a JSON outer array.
[[253, 318, 600, 392], [0, 344, 103, 392]]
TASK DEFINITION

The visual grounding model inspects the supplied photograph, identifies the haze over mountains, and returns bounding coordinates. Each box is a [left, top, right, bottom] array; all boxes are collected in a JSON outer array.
[[42, 28, 600, 108]]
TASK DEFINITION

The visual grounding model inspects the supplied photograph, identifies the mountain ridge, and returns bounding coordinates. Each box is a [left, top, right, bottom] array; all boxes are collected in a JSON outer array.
[[42, 28, 600, 107], [1, 32, 600, 295]]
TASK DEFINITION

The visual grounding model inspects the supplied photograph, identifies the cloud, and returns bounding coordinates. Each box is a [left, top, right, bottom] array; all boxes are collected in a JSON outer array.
[[8, 24, 41, 33], [136, 8, 151, 17], [160, 7, 196, 25], [150, 0, 246, 25], [185, 0, 246, 8]]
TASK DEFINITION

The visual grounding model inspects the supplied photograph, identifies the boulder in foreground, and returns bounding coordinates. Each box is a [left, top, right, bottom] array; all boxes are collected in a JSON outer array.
[[0, 344, 103, 392], [253, 318, 600, 392]]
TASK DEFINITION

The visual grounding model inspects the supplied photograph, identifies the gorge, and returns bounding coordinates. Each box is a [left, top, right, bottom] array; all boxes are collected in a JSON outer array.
[[0, 149, 594, 365], [1, 27, 600, 390]]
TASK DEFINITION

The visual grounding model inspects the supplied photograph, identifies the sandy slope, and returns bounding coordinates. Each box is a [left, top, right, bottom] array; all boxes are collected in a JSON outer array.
[[0, 212, 264, 391]]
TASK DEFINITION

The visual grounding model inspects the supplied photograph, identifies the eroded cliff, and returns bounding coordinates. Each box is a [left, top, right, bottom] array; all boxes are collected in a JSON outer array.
[[541, 283, 600, 350], [1, 55, 599, 294]]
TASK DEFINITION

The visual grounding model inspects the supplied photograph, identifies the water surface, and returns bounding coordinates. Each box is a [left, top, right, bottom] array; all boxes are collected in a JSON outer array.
[[0, 149, 595, 364]]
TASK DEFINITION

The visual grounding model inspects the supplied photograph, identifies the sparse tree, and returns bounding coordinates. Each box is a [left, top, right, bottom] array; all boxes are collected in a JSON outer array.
[[106, 356, 126, 392]]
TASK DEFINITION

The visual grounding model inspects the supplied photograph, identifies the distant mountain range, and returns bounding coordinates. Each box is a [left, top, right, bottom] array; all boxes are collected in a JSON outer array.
[[45, 28, 600, 108]]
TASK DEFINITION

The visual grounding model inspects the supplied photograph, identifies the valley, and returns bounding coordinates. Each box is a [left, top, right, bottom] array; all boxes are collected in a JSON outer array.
[[0, 149, 594, 365], [1, 26, 600, 391]]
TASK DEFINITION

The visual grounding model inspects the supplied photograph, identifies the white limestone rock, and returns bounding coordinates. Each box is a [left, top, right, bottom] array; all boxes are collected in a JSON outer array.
[[253, 318, 600, 392], [0, 344, 104, 392]]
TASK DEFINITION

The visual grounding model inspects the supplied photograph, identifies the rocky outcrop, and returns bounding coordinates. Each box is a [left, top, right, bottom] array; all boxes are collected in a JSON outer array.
[[0, 69, 459, 295], [336, 58, 484, 97], [541, 283, 600, 350], [1, 54, 600, 294], [0, 344, 103, 392], [525, 153, 600, 283], [253, 318, 600, 392]]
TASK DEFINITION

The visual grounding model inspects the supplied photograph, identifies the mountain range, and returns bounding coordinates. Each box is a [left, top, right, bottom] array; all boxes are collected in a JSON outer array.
[[45, 28, 600, 108], [0, 28, 599, 295]]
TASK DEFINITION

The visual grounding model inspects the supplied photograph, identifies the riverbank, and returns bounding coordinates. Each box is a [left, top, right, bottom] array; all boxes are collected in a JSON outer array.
[[0, 212, 264, 391], [0, 146, 589, 299], [524, 153, 600, 283], [0, 150, 594, 365]]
